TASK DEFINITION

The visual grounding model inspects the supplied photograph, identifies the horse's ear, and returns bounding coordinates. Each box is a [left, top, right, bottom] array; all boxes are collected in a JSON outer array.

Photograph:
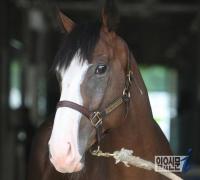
[[57, 10, 76, 33], [101, 0, 120, 32]]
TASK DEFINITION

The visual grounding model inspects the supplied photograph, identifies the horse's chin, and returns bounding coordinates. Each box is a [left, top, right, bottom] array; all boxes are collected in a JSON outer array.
[[53, 161, 84, 174], [50, 155, 84, 173]]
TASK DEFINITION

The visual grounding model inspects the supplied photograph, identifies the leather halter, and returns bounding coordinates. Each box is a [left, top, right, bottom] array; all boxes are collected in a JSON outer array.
[[56, 59, 133, 145]]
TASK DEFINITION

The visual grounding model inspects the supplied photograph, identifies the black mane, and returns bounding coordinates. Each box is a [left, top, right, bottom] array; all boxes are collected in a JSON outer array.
[[53, 21, 101, 71]]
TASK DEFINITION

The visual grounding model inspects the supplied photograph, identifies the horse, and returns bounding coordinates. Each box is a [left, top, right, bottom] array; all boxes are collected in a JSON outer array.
[[27, 2, 175, 180]]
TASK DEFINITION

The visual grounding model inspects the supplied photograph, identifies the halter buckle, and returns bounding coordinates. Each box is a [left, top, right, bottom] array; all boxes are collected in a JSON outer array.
[[90, 112, 103, 128]]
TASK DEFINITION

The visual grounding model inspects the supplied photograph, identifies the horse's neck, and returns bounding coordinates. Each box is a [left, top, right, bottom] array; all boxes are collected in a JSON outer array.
[[107, 98, 172, 157], [84, 99, 172, 180], [118, 62, 172, 158]]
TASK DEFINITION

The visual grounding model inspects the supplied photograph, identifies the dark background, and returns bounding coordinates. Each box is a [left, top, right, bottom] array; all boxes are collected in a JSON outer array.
[[0, 0, 200, 180]]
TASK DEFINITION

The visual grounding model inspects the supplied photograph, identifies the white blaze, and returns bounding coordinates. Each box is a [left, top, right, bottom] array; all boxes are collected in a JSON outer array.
[[48, 52, 89, 173]]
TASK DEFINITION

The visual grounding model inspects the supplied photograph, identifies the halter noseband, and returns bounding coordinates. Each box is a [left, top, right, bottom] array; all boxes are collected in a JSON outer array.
[[56, 59, 133, 145]]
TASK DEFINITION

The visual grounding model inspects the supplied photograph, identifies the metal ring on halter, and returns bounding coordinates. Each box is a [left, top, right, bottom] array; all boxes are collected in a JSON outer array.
[[123, 88, 131, 98]]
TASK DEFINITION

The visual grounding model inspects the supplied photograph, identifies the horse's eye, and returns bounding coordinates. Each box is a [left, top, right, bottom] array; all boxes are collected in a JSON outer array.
[[95, 64, 107, 75]]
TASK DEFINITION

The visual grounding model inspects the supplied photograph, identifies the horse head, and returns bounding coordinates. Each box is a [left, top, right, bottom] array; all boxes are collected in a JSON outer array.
[[48, 3, 135, 173]]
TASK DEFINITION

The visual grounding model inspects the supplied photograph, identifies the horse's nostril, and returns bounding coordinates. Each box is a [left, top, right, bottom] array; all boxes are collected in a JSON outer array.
[[66, 142, 72, 155], [67, 142, 71, 149]]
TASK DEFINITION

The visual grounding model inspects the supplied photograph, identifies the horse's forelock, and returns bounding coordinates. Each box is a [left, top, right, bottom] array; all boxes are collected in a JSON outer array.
[[53, 21, 101, 73]]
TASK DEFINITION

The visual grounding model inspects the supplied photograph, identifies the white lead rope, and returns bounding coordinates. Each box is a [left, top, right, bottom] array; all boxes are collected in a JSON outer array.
[[91, 148, 183, 180]]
